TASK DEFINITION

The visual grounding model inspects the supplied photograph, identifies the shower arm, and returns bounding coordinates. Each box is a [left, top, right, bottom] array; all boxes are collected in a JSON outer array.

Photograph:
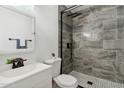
[[62, 5, 82, 13]]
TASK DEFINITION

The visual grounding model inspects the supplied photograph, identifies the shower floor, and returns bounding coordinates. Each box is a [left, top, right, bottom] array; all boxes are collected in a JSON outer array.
[[69, 71, 124, 88]]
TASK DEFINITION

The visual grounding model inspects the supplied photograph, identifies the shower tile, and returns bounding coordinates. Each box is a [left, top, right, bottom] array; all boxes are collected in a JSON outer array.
[[112, 61, 124, 83], [103, 40, 115, 49], [118, 27, 124, 39], [119, 63, 124, 76], [96, 7, 117, 21], [62, 39, 71, 44], [73, 32, 82, 42], [63, 23, 72, 32], [90, 6, 105, 14], [92, 68, 116, 82], [116, 50, 124, 63], [73, 60, 84, 69], [73, 57, 94, 75], [87, 21, 103, 30], [73, 49, 116, 62], [62, 57, 71, 67], [62, 33, 71, 40], [116, 74, 124, 84], [90, 5, 116, 14], [62, 13, 73, 26], [73, 41, 80, 49], [73, 17, 88, 27], [81, 25, 103, 41], [79, 41, 103, 49], [73, 58, 94, 72], [73, 59, 83, 66], [117, 17, 124, 29], [100, 72, 116, 82], [103, 40, 124, 50], [73, 15, 89, 24], [117, 6, 124, 16], [62, 63, 73, 74], [82, 67, 93, 75], [96, 50, 116, 60], [83, 59, 95, 66], [73, 26, 83, 32], [73, 64, 93, 75], [93, 60, 115, 72], [103, 19, 117, 30], [73, 8, 90, 21], [63, 49, 71, 58], [99, 29, 116, 40]]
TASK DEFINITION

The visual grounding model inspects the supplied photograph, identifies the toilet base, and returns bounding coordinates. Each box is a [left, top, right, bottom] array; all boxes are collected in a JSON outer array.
[[52, 80, 60, 88], [53, 80, 79, 88], [53, 74, 78, 88]]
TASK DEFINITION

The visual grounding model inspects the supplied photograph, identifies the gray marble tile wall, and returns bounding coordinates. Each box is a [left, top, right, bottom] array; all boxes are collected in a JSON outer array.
[[59, 6, 73, 74], [72, 5, 124, 84]]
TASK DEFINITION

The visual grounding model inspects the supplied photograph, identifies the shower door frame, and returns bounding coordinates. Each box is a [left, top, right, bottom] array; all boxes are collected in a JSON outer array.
[[60, 5, 82, 74]]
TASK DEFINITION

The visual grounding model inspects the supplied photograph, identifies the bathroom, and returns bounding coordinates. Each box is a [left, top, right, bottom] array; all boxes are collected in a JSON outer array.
[[0, 4, 124, 89]]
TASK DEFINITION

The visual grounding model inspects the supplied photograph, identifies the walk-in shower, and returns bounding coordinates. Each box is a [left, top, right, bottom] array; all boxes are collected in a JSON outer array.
[[59, 5, 124, 87]]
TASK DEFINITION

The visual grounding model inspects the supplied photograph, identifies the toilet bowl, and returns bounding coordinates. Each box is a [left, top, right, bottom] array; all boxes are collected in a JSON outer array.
[[54, 74, 78, 88], [44, 58, 78, 88]]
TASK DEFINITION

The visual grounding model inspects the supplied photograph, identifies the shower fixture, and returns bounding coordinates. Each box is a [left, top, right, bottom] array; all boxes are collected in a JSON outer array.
[[62, 5, 82, 13], [60, 5, 83, 74], [68, 12, 82, 18]]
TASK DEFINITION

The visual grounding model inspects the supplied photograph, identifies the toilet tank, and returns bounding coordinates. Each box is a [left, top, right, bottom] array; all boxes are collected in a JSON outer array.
[[44, 58, 61, 78]]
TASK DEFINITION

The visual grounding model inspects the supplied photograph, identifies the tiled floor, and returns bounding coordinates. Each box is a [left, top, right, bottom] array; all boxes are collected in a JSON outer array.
[[70, 71, 124, 88], [52, 70, 124, 88]]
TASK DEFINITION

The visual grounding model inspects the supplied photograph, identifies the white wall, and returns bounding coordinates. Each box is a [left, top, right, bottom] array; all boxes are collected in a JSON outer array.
[[3, 5, 35, 17], [0, 6, 35, 54], [0, 5, 58, 67], [34, 5, 58, 61]]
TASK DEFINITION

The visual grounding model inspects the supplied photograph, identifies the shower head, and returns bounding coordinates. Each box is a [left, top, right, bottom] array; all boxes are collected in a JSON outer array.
[[62, 5, 82, 13], [67, 12, 82, 18]]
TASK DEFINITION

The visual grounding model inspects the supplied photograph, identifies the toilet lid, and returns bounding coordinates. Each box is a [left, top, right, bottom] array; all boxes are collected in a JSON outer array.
[[54, 74, 78, 88]]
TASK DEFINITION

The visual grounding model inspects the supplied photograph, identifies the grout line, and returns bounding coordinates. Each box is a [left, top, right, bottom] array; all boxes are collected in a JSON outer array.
[[78, 85, 84, 88], [115, 6, 119, 75]]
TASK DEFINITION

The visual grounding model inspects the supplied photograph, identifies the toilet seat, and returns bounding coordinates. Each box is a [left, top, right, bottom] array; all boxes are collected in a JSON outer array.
[[54, 74, 78, 88]]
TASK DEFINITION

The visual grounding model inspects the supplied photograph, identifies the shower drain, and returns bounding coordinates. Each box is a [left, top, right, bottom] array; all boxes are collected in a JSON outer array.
[[87, 81, 93, 85]]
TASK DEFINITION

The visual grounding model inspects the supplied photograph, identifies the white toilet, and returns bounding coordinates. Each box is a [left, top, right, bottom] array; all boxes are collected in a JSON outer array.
[[44, 58, 78, 88]]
